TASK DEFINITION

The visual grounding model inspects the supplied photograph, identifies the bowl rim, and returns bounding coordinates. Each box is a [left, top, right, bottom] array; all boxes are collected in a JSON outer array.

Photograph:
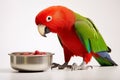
[[8, 52, 54, 57]]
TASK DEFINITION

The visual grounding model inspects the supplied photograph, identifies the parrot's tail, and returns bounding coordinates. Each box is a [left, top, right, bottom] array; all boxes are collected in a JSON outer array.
[[92, 52, 118, 66]]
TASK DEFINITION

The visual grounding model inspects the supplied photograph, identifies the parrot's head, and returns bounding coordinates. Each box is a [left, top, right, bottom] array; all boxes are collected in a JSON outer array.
[[35, 6, 75, 37]]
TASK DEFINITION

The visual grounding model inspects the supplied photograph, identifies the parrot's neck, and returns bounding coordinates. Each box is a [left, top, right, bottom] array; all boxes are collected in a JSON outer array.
[[57, 26, 74, 36]]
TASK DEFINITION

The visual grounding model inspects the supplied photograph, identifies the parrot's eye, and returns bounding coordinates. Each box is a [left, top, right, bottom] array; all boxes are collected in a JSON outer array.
[[46, 16, 52, 22]]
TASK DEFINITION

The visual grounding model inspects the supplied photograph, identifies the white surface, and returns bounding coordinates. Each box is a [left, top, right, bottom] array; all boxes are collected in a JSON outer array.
[[0, 66, 120, 80], [0, 0, 120, 79]]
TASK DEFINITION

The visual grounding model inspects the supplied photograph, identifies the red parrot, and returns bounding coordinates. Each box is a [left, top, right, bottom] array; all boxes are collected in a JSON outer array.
[[35, 6, 117, 70]]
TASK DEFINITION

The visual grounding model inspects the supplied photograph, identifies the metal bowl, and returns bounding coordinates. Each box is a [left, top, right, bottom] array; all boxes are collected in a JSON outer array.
[[9, 52, 53, 72]]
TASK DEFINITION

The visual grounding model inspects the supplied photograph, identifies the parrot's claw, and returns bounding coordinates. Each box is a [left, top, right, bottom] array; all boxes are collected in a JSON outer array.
[[51, 63, 60, 69], [77, 65, 93, 70], [71, 62, 93, 70], [51, 62, 71, 69], [58, 62, 71, 69], [71, 63, 78, 70]]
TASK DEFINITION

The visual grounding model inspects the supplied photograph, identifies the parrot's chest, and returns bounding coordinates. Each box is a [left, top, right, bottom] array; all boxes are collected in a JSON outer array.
[[58, 30, 87, 55]]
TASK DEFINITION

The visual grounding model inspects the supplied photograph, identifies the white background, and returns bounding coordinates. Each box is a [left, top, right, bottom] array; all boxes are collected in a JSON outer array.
[[0, 0, 120, 69]]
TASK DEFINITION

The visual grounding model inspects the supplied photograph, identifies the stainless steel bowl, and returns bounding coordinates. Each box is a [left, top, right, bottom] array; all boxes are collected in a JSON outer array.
[[9, 52, 53, 72]]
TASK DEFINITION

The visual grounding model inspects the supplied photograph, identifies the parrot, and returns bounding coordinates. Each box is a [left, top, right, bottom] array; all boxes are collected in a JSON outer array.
[[35, 5, 118, 70]]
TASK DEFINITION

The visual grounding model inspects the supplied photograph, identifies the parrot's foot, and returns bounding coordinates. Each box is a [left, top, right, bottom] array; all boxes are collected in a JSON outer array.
[[51, 63, 60, 69], [71, 62, 93, 70], [58, 62, 72, 69], [51, 62, 72, 69], [51, 62, 93, 70]]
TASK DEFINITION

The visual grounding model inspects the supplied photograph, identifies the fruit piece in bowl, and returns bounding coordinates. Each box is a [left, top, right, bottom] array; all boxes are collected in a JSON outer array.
[[21, 50, 46, 55]]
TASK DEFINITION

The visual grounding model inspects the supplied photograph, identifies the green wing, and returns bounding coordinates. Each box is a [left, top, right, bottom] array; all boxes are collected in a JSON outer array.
[[74, 13, 108, 53]]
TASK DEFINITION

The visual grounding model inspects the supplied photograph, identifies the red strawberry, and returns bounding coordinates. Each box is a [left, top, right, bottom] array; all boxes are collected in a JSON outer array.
[[34, 50, 41, 55]]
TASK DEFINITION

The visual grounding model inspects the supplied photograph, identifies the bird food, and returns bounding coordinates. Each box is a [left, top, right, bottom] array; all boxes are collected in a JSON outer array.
[[21, 50, 46, 55]]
